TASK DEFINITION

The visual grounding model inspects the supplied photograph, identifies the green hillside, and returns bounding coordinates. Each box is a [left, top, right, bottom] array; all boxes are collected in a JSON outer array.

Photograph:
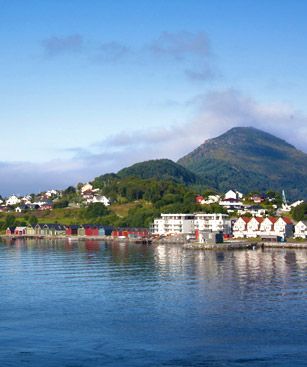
[[117, 158, 201, 185], [178, 127, 307, 199]]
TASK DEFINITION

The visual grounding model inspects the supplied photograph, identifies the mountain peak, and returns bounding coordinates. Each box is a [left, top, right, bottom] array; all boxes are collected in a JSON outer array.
[[178, 126, 307, 199], [209, 126, 294, 149]]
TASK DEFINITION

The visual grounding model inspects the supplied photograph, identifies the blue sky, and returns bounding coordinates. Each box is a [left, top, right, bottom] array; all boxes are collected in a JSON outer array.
[[1, 0, 307, 194]]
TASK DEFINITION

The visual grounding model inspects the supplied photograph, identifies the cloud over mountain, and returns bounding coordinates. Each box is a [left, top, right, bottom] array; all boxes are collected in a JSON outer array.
[[1, 88, 307, 195]]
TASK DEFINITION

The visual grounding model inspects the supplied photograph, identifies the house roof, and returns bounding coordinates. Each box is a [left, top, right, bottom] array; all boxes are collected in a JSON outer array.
[[66, 225, 80, 229], [15, 226, 26, 230], [241, 217, 251, 223], [281, 217, 293, 225], [268, 217, 278, 223]]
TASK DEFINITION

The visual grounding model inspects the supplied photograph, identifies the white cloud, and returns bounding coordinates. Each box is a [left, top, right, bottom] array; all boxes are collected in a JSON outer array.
[[1, 89, 307, 195]]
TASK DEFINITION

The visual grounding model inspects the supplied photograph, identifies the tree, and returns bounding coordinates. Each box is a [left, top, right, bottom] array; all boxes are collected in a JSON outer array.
[[4, 215, 16, 228], [64, 186, 76, 195], [53, 200, 69, 209], [84, 203, 110, 219], [291, 202, 307, 222], [29, 215, 38, 226]]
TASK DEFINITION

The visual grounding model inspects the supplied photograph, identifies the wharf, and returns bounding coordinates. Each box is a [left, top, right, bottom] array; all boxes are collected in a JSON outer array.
[[183, 242, 260, 250], [184, 241, 307, 250]]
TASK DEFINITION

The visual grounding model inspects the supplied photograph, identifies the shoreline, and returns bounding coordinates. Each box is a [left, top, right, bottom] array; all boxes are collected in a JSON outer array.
[[1, 235, 307, 249], [183, 241, 307, 250]]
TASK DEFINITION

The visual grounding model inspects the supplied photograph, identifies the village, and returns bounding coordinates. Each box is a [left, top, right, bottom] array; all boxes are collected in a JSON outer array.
[[2, 184, 307, 245]]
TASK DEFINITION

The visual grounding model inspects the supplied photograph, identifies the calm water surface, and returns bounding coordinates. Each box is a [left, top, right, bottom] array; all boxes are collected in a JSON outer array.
[[0, 239, 306, 366]]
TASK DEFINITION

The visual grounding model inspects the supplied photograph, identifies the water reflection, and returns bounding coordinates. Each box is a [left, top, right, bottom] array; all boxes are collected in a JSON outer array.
[[0, 239, 306, 366]]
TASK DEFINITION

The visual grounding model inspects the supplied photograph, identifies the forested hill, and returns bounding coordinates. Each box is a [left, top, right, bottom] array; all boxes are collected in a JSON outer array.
[[178, 127, 307, 199], [117, 159, 201, 185]]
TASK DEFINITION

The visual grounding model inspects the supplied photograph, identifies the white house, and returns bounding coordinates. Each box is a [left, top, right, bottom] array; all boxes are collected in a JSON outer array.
[[219, 198, 244, 211], [6, 195, 21, 206], [274, 217, 293, 239], [294, 221, 307, 239], [88, 195, 110, 206], [45, 189, 58, 198], [233, 216, 293, 240], [201, 195, 221, 205], [153, 214, 195, 235], [81, 183, 93, 194], [259, 217, 277, 235], [233, 216, 269, 238], [224, 190, 243, 201], [238, 205, 266, 217], [194, 213, 231, 234], [233, 217, 251, 238], [246, 217, 263, 237]]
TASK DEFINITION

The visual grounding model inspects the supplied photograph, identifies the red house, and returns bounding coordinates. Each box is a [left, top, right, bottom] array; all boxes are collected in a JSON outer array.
[[85, 225, 99, 236], [112, 228, 149, 239], [65, 225, 79, 236], [14, 227, 26, 236], [6, 227, 16, 236], [195, 195, 204, 204]]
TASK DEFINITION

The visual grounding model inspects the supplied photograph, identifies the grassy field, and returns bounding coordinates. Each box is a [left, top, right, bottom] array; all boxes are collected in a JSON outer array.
[[0, 200, 154, 228]]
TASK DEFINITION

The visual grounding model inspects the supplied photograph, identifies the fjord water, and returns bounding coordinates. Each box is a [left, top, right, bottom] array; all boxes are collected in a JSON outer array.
[[0, 239, 306, 367]]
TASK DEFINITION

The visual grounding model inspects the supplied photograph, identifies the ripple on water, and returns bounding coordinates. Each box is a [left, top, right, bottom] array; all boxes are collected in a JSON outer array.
[[0, 241, 306, 367]]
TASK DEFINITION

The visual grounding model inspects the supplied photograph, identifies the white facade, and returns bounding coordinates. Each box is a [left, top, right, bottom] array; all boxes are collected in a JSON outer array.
[[294, 221, 307, 239], [233, 216, 293, 240], [88, 195, 110, 206], [201, 195, 221, 205], [232, 217, 263, 238], [81, 183, 93, 194], [194, 213, 231, 234], [238, 206, 266, 217], [153, 214, 195, 235], [274, 218, 294, 238], [6, 195, 21, 206], [45, 190, 58, 198], [224, 190, 243, 200]]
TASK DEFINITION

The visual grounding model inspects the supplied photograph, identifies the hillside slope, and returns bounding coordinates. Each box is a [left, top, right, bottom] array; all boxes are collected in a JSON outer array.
[[117, 158, 201, 185], [178, 127, 307, 199]]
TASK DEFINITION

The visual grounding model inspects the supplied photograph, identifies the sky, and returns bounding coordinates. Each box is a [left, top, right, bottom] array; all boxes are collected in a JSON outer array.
[[1, 0, 307, 194]]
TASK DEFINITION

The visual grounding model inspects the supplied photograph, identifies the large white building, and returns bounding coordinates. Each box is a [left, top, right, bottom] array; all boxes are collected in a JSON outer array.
[[153, 213, 231, 236], [194, 213, 231, 234], [153, 214, 195, 235]]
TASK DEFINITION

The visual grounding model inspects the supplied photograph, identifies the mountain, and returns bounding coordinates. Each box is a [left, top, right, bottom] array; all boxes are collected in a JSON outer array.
[[117, 158, 201, 185], [178, 127, 307, 199]]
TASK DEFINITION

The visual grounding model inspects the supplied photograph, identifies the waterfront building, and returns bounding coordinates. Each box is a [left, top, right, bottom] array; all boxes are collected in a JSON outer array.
[[111, 228, 149, 238], [6, 227, 16, 236], [232, 217, 251, 238], [26, 224, 36, 236], [42, 224, 66, 237], [294, 221, 307, 238], [34, 223, 45, 236], [194, 213, 231, 234], [153, 214, 195, 235], [14, 227, 26, 236], [233, 216, 293, 240], [65, 225, 80, 236]]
